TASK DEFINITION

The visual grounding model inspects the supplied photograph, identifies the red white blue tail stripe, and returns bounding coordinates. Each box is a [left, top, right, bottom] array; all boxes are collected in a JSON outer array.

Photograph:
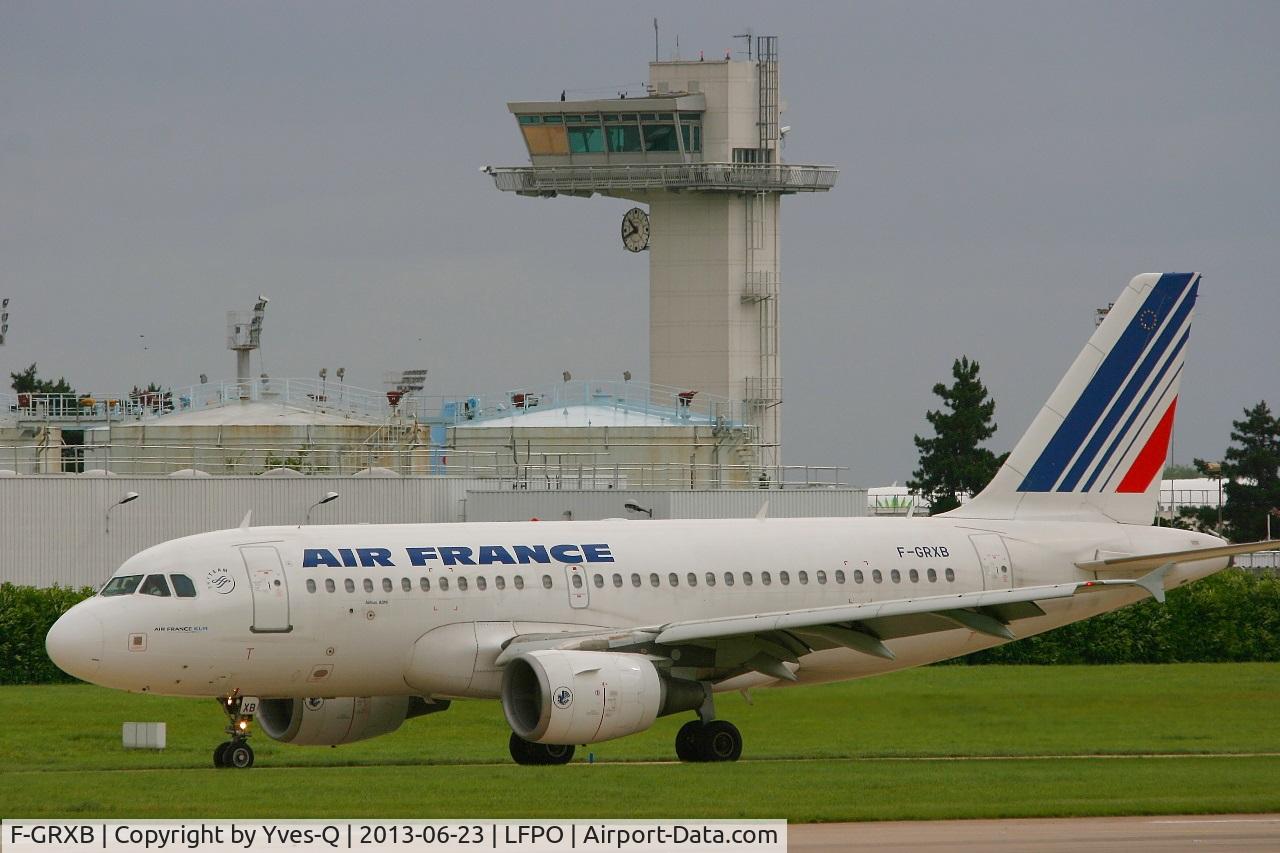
[[1017, 273, 1199, 495]]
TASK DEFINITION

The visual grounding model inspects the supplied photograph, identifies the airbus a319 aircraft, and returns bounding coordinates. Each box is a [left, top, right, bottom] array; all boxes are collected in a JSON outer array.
[[47, 273, 1272, 768]]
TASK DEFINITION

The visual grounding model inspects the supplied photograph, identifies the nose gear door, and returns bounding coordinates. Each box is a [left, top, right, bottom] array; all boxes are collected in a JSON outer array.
[[241, 546, 292, 633]]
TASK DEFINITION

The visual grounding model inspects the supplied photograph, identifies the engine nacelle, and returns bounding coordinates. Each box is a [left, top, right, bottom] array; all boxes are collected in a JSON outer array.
[[256, 696, 448, 746], [501, 650, 703, 746]]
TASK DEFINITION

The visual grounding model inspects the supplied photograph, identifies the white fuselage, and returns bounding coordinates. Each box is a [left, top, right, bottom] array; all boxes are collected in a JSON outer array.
[[50, 516, 1227, 701]]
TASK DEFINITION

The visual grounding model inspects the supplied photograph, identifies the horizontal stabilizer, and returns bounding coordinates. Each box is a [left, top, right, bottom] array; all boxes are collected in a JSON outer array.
[[1075, 540, 1276, 574]]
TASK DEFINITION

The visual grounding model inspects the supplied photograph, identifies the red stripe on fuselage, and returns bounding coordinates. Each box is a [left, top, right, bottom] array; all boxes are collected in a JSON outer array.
[[1116, 397, 1178, 493]]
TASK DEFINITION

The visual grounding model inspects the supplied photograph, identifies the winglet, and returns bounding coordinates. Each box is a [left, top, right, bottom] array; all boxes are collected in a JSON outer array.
[[1135, 562, 1171, 604], [755, 501, 769, 521], [239, 510, 253, 530]]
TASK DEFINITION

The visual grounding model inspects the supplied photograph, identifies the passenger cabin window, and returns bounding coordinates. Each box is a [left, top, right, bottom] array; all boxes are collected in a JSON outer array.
[[306, 579, 316, 594], [458, 577, 469, 592], [514, 575, 524, 590], [687, 572, 698, 587], [402, 577, 412, 592], [669, 572, 679, 587], [927, 568, 937, 583], [779, 571, 790, 586], [593, 574, 604, 589], [854, 570, 864, 584], [140, 574, 171, 597], [613, 573, 623, 588], [494, 576, 505, 590], [345, 579, 355, 593], [650, 573, 660, 588], [761, 571, 772, 586], [363, 579, 374, 593], [835, 569, 846, 584], [541, 574, 553, 589], [477, 576, 487, 591], [945, 568, 956, 582], [891, 570, 901, 584], [817, 570, 827, 585], [382, 578, 394, 593], [705, 572, 716, 587], [325, 578, 336, 594], [572, 574, 584, 589], [170, 574, 197, 597], [743, 571, 753, 586], [909, 569, 919, 583], [101, 575, 143, 597], [631, 573, 642, 588], [724, 572, 735, 587], [420, 577, 430, 592], [439, 577, 450, 592], [872, 570, 883, 583], [798, 571, 809, 585]]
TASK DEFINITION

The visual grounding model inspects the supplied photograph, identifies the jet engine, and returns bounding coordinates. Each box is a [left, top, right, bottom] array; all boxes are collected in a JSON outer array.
[[501, 650, 704, 745], [256, 695, 449, 746]]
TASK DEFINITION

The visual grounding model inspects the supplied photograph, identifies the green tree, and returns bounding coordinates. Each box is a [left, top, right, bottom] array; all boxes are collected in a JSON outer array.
[[908, 356, 1004, 515], [10, 363, 75, 396], [1194, 401, 1280, 543]]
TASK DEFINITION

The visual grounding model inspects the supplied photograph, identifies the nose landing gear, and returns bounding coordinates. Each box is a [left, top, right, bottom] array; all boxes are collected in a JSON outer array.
[[213, 693, 258, 769]]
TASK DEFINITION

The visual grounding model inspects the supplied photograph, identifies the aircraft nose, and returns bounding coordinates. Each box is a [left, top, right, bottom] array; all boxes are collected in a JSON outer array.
[[46, 608, 104, 681]]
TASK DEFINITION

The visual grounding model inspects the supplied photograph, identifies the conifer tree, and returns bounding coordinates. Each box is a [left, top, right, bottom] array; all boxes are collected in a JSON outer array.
[[1193, 401, 1280, 542], [908, 356, 1003, 515]]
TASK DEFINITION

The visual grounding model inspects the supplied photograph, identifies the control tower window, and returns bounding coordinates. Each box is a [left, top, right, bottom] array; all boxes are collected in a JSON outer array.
[[680, 124, 701, 153], [140, 574, 171, 597], [542, 115, 563, 124], [642, 124, 679, 152], [101, 575, 142, 597], [606, 124, 642, 153], [568, 125, 605, 153], [517, 115, 540, 125]]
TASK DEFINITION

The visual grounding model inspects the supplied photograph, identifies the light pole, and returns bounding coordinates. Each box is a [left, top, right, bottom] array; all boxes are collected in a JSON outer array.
[[1204, 462, 1223, 532], [106, 491, 140, 534], [304, 491, 339, 525], [624, 501, 653, 519]]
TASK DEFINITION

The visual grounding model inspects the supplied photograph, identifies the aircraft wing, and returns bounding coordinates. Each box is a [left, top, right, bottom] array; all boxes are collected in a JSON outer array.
[[1075, 539, 1275, 574], [495, 573, 1164, 682]]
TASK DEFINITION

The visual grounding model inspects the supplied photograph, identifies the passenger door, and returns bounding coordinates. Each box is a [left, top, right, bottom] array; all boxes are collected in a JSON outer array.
[[241, 545, 292, 633], [564, 564, 590, 609], [969, 534, 1013, 590]]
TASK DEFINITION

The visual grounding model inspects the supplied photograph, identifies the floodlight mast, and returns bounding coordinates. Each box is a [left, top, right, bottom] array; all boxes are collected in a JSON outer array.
[[227, 296, 269, 384]]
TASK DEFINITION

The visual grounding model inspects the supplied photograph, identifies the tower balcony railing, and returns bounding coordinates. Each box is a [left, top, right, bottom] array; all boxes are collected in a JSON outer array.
[[485, 163, 839, 196], [744, 377, 783, 405]]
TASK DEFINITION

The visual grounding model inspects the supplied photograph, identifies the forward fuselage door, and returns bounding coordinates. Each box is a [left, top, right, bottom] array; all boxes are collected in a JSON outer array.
[[241, 545, 292, 633], [969, 533, 1012, 590], [564, 564, 590, 609]]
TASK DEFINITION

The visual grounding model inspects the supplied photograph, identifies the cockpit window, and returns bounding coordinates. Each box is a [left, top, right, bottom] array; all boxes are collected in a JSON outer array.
[[101, 575, 142, 597], [140, 574, 172, 597], [170, 574, 197, 598]]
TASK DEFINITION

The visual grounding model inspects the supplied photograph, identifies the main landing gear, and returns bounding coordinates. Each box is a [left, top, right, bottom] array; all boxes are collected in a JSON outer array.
[[508, 732, 575, 766], [213, 694, 256, 769], [675, 719, 743, 762]]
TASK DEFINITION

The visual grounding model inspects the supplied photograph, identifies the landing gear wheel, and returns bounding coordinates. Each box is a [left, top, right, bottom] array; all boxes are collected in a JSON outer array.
[[509, 732, 537, 765], [508, 732, 575, 765], [698, 720, 742, 762], [675, 721, 704, 762], [224, 742, 255, 769], [213, 742, 230, 768]]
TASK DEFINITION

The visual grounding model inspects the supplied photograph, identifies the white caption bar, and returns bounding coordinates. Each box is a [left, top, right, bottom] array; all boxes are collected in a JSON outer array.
[[2, 820, 786, 852]]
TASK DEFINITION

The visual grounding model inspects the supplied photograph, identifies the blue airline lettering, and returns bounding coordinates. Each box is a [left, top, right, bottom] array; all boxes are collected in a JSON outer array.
[[305, 543, 616, 568], [549, 544, 583, 563]]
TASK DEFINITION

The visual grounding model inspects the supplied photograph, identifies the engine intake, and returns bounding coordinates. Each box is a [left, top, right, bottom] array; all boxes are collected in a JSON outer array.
[[501, 650, 704, 745], [256, 695, 448, 746]]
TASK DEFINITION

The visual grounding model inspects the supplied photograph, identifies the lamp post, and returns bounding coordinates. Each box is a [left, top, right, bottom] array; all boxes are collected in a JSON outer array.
[[624, 501, 653, 519], [106, 491, 140, 534], [1204, 462, 1223, 532], [304, 491, 339, 525]]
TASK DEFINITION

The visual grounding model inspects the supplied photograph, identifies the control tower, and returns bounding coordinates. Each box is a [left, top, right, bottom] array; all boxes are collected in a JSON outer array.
[[487, 36, 837, 473]]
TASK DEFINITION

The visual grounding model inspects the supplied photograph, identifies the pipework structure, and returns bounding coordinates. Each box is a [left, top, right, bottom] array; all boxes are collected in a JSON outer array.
[[486, 36, 837, 475]]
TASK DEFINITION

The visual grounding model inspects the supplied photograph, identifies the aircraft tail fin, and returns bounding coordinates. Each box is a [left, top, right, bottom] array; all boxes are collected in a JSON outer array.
[[945, 273, 1200, 525]]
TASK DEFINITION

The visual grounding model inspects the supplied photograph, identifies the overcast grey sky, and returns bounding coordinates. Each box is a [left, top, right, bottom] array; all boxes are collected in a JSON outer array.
[[2, 1, 1276, 484]]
